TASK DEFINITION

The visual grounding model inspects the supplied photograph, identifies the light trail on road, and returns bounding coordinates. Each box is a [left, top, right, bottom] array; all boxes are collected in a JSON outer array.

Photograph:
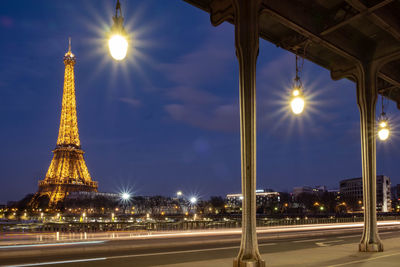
[[1, 221, 399, 247], [0, 241, 105, 249]]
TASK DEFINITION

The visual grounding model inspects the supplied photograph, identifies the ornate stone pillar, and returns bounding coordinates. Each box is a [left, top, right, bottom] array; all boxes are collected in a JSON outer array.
[[356, 62, 383, 252]]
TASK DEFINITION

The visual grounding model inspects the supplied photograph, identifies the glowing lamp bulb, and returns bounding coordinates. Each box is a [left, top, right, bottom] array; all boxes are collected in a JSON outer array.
[[108, 34, 128, 60], [190, 197, 197, 204], [121, 192, 131, 200], [377, 119, 390, 141], [290, 88, 305, 115], [378, 127, 390, 141], [290, 96, 305, 115]]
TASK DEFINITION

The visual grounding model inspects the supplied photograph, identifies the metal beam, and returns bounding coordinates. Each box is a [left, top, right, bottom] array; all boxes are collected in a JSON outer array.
[[345, 0, 400, 41], [260, 3, 359, 63], [378, 85, 397, 94], [379, 72, 400, 89], [321, 0, 393, 36]]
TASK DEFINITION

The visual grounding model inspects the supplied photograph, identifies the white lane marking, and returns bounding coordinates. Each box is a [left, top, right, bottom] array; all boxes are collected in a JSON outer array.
[[0, 241, 105, 249], [292, 238, 325, 243], [105, 243, 276, 259], [327, 252, 400, 267], [4, 258, 106, 267], [316, 240, 344, 247]]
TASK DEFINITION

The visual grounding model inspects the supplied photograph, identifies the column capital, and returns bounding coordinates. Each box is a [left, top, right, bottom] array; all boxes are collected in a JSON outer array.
[[210, 0, 262, 27], [210, 0, 234, 26]]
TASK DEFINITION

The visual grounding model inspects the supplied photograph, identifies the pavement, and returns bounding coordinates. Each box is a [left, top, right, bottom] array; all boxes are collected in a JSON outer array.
[[1, 222, 400, 266], [163, 236, 400, 267]]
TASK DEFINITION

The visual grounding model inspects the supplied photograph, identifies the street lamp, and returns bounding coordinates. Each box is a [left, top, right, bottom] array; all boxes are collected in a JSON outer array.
[[290, 54, 306, 115], [378, 117, 390, 141], [377, 96, 390, 141], [120, 192, 131, 214], [190, 197, 197, 204], [177, 191, 183, 197], [121, 192, 131, 201], [109, 0, 128, 61], [290, 88, 305, 115], [188, 197, 197, 214]]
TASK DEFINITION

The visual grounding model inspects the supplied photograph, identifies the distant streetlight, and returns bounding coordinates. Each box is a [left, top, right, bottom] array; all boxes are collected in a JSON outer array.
[[190, 197, 197, 204], [108, 0, 128, 60], [120, 192, 131, 214], [176, 191, 183, 197], [121, 192, 131, 201]]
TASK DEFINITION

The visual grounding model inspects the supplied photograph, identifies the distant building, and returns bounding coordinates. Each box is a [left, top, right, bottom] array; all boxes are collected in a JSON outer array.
[[390, 184, 400, 211], [6, 201, 17, 207], [66, 191, 119, 200], [226, 189, 280, 212], [64, 191, 120, 211], [339, 175, 391, 212], [131, 196, 184, 215], [293, 185, 327, 198], [391, 184, 400, 201], [293, 186, 312, 197]]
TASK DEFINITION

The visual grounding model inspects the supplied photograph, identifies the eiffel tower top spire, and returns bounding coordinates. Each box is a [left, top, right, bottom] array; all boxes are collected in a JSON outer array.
[[57, 38, 80, 148]]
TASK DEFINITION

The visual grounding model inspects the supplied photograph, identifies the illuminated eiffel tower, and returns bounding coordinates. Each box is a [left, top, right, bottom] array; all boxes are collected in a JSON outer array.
[[33, 39, 98, 208]]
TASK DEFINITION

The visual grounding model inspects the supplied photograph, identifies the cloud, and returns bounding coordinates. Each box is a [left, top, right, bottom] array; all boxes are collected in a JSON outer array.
[[166, 86, 220, 105], [158, 30, 234, 87], [165, 103, 238, 132], [118, 97, 142, 108], [159, 26, 239, 132]]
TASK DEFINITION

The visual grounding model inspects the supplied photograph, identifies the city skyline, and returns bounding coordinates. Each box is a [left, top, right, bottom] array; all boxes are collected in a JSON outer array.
[[0, 0, 399, 204]]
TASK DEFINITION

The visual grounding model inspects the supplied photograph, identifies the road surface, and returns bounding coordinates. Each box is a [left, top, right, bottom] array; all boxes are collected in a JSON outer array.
[[1, 222, 400, 266]]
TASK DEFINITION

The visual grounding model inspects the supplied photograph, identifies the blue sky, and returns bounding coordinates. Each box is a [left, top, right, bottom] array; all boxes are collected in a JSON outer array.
[[0, 0, 399, 203]]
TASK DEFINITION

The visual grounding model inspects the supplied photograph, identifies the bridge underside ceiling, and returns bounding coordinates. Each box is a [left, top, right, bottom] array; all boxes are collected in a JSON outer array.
[[184, 0, 400, 110]]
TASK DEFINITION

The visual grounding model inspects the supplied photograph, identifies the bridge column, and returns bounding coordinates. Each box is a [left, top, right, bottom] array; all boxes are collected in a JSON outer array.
[[356, 62, 383, 252], [232, 0, 264, 266]]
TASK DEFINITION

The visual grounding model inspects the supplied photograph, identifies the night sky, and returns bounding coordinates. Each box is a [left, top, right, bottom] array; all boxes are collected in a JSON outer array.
[[0, 0, 399, 204]]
